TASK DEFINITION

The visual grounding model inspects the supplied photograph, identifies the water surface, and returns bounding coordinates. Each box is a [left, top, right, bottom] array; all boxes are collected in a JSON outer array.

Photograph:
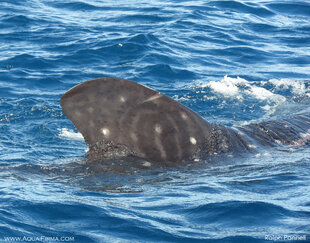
[[0, 0, 310, 242]]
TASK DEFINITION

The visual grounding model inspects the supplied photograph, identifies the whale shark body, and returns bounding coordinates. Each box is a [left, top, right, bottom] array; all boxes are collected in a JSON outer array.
[[61, 77, 310, 165]]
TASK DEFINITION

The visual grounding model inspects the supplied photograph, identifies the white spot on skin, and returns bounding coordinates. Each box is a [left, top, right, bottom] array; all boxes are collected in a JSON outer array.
[[120, 96, 126, 102], [142, 93, 162, 103], [130, 132, 138, 142], [143, 161, 152, 167], [155, 124, 162, 134], [190, 137, 197, 145], [75, 111, 81, 116], [181, 112, 188, 120], [101, 128, 109, 136]]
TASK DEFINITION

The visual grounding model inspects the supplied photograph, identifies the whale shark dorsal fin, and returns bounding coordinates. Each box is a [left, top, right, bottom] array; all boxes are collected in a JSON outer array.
[[60, 77, 212, 162]]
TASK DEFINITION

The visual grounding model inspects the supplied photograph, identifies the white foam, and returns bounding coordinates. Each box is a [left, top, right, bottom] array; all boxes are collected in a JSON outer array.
[[206, 76, 286, 104], [192, 75, 305, 122], [58, 128, 83, 140], [248, 86, 279, 101], [269, 78, 310, 96], [195, 76, 310, 100], [208, 76, 243, 97]]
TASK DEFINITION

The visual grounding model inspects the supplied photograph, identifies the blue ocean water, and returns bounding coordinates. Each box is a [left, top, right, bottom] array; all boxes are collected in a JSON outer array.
[[0, 0, 310, 242]]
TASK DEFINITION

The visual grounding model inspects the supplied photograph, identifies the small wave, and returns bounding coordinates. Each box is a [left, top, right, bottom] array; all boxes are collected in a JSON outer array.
[[126, 33, 159, 45], [197, 76, 310, 100], [210, 1, 275, 17], [203, 76, 286, 103], [2, 54, 53, 70], [209, 47, 272, 63], [266, 3, 310, 17], [269, 78, 310, 96], [2, 14, 35, 26], [47, 1, 103, 11], [119, 14, 172, 23], [142, 64, 196, 81], [58, 128, 83, 140], [189, 76, 310, 124]]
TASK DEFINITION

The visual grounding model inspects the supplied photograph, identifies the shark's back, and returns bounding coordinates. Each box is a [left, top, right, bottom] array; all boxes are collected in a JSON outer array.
[[60, 78, 214, 162]]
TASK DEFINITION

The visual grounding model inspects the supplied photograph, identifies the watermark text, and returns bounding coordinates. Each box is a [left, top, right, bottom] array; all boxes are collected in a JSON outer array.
[[3, 236, 75, 242], [265, 235, 307, 241]]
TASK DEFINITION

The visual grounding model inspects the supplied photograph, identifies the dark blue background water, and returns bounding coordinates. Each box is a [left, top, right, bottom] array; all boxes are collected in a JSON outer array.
[[0, 0, 310, 242]]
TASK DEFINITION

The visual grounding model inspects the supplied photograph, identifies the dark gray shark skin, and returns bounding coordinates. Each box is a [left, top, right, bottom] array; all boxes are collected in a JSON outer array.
[[60, 77, 310, 164]]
